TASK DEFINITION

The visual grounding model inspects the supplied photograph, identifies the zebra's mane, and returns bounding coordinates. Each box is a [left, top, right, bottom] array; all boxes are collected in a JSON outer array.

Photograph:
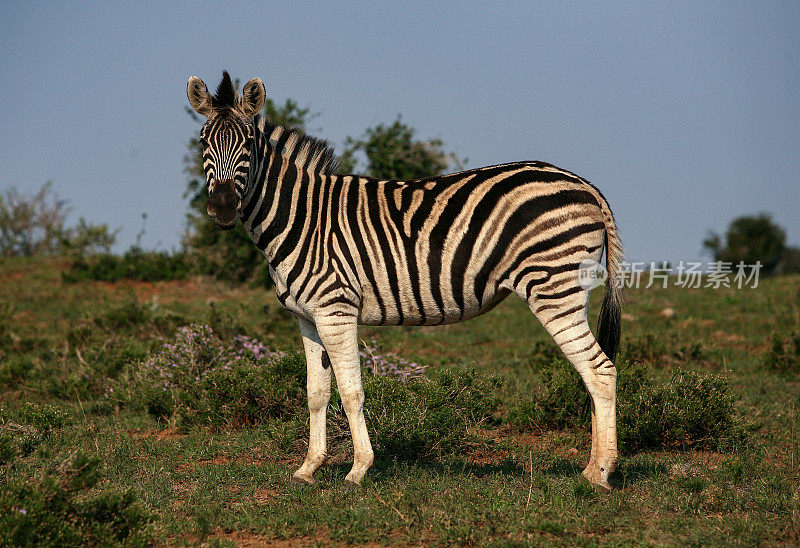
[[256, 115, 339, 176], [211, 71, 237, 109]]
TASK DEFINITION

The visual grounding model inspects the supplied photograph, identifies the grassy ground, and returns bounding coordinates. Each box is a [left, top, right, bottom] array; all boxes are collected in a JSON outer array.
[[1, 257, 799, 545]]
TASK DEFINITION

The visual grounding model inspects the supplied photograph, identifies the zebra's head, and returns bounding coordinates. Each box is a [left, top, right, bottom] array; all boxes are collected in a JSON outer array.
[[186, 71, 265, 229]]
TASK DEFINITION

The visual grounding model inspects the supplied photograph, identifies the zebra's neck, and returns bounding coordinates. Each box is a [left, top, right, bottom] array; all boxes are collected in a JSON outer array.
[[240, 117, 338, 267]]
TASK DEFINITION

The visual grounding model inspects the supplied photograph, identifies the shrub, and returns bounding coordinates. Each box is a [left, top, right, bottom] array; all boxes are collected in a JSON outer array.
[[0, 181, 116, 258], [64, 247, 193, 282], [124, 326, 443, 432], [0, 452, 152, 547], [617, 367, 744, 452], [527, 340, 561, 372], [505, 361, 588, 432], [761, 331, 800, 375], [174, 351, 307, 430], [121, 324, 302, 429], [123, 325, 504, 461], [505, 359, 745, 453], [12, 402, 70, 432], [0, 403, 72, 458], [92, 340, 150, 378], [362, 367, 503, 461], [47, 301, 187, 402], [0, 355, 36, 387]]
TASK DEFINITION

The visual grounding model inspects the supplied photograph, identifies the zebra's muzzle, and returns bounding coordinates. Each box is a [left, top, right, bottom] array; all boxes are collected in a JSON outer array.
[[207, 179, 240, 230]]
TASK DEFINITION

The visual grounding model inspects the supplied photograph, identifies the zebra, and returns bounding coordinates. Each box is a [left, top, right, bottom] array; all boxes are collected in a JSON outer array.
[[187, 72, 623, 492]]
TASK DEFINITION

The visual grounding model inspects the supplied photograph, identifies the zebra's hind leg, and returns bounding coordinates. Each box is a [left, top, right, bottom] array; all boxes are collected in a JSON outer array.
[[314, 317, 374, 485], [528, 288, 619, 492], [292, 318, 332, 484]]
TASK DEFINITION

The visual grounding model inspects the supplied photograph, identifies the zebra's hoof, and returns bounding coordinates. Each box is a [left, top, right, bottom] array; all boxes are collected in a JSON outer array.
[[290, 472, 315, 485], [589, 477, 613, 493], [581, 469, 613, 493]]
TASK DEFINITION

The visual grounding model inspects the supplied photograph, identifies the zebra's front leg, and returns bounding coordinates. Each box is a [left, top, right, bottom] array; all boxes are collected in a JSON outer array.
[[315, 317, 374, 485], [292, 318, 332, 484]]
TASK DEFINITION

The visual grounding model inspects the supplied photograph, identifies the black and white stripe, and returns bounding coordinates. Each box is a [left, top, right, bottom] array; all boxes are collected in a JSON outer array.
[[187, 72, 623, 490]]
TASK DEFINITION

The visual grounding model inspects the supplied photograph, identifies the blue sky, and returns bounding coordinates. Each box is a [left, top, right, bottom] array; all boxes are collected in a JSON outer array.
[[2, 1, 798, 264]]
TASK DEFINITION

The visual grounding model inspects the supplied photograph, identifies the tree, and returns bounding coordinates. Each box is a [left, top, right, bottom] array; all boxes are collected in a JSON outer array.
[[338, 115, 465, 179], [183, 98, 319, 285], [703, 213, 795, 275], [781, 246, 800, 275], [0, 181, 116, 258]]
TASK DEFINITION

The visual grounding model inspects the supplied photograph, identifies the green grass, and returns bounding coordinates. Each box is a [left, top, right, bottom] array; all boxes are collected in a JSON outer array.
[[1, 256, 799, 545]]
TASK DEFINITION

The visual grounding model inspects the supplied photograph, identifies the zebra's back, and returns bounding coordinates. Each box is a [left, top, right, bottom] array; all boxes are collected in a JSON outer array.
[[325, 161, 611, 326]]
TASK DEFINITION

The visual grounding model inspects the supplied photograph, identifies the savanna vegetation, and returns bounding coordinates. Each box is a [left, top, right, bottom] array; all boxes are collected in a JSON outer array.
[[2, 88, 799, 545], [1, 255, 798, 545]]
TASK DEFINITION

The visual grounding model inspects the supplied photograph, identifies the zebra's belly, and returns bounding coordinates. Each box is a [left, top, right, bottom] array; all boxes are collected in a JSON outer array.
[[357, 287, 511, 326]]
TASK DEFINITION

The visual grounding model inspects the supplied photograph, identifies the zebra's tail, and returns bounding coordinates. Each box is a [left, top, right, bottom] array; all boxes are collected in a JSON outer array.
[[596, 202, 623, 362]]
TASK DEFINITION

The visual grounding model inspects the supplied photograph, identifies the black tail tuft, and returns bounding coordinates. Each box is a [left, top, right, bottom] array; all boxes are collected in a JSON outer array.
[[597, 286, 622, 362]]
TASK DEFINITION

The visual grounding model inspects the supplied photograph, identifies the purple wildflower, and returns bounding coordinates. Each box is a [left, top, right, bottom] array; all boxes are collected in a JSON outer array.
[[360, 341, 427, 381]]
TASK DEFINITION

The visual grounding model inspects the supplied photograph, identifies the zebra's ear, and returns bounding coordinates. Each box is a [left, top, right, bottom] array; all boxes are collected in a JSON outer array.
[[187, 76, 214, 117], [241, 78, 266, 118]]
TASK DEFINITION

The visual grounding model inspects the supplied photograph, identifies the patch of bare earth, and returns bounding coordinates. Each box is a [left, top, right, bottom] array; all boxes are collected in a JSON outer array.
[[669, 451, 724, 478], [253, 488, 279, 504], [130, 427, 185, 441], [712, 330, 746, 347], [678, 318, 716, 329], [205, 531, 350, 547], [176, 456, 234, 473]]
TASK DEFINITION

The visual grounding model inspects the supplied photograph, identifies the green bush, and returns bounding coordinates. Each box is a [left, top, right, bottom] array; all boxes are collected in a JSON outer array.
[[49, 301, 186, 401], [617, 367, 744, 452], [123, 325, 504, 461], [174, 352, 307, 430], [362, 367, 502, 461], [761, 331, 800, 375], [505, 361, 586, 432], [0, 355, 36, 387], [93, 340, 149, 378], [64, 247, 193, 282], [506, 359, 745, 453], [0, 402, 72, 458], [13, 402, 70, 432], [0, 452, 152, 547], [120, 324, 304, 430]]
